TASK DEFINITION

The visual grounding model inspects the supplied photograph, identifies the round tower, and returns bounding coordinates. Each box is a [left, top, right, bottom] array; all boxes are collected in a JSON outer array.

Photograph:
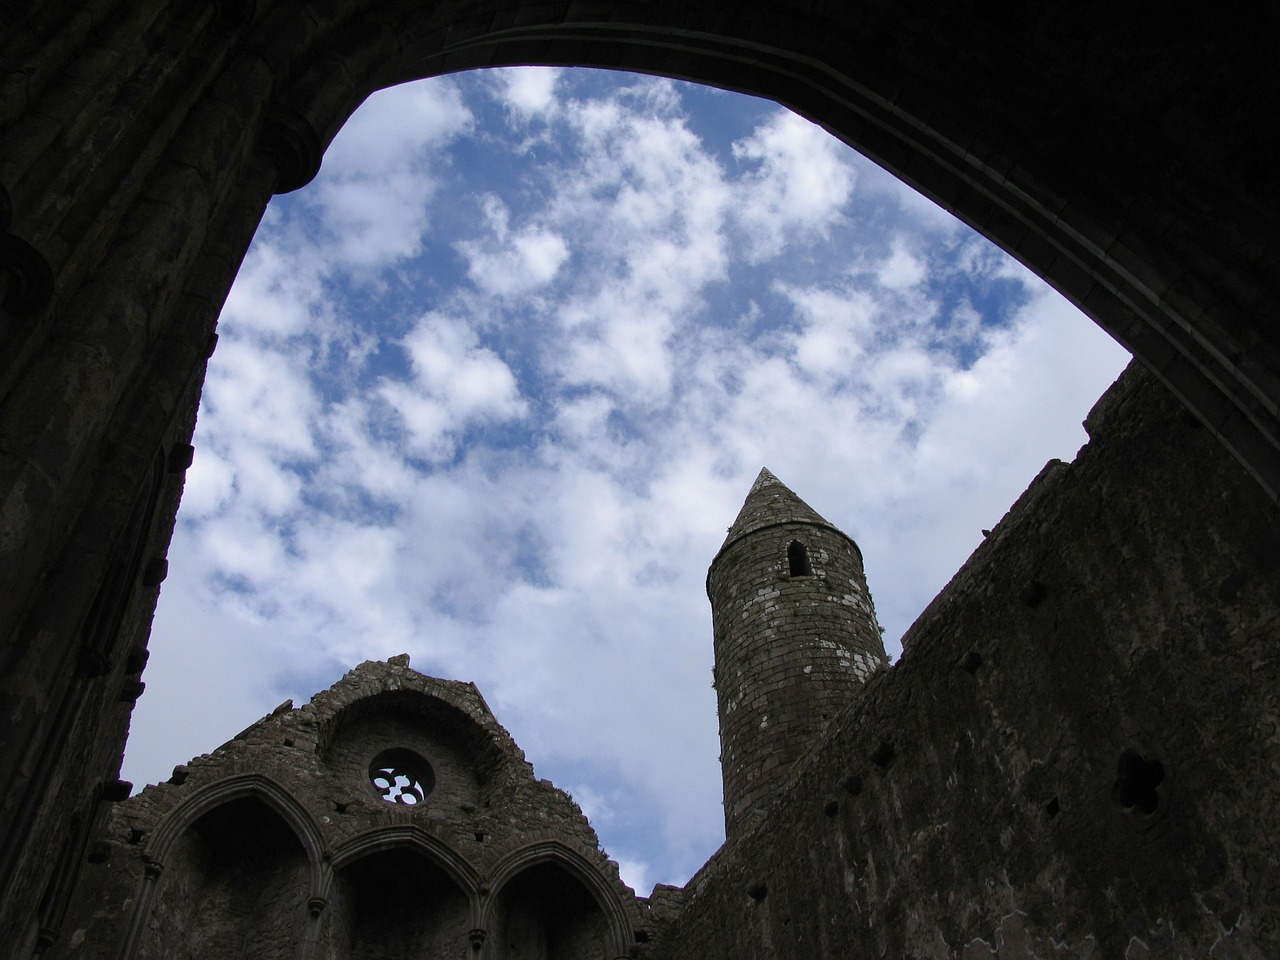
[[707, 468, 887, 839]]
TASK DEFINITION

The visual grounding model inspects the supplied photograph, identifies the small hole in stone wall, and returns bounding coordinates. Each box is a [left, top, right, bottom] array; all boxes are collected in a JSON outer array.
[[335, 801, 349, 813], [870, 741, 896, 768], [843, 773, 863, 795], [368, 748, 435, 805], [634, 930, 650, 943], [87, 841, 112, 864], [1111, 750, 1163, 815], [747, 881, 768, 901], [823, 799, 839, 817], [787, 540, 812, 577], [283, 737, 294, 747], [1020, 580, 1048, 607], [474, 831, 485, 842], [128, 829, 145, 845], [1045, 797, 1059, 819], [959, 650, 984, 673]]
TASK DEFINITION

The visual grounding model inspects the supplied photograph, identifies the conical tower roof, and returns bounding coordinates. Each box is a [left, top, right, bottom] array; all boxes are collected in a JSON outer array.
[[714, 468, 848, 558]]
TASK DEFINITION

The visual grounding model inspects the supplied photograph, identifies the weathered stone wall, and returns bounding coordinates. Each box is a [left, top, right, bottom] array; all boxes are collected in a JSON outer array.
[[51, 662, 645, 960], [4, 1, 1280, 951], [324, 709, 485, 822], [655, 365, 1280, 958], [708, 472, 887, 838]]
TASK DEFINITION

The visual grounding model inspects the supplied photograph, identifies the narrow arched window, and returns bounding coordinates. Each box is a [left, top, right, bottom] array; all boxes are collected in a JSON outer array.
[[787, 540, 812, 577]]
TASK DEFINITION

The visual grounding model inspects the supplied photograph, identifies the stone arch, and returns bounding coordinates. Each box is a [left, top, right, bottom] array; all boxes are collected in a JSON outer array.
[[325, 825, 481, 906], [142, 773, 325, 874], [317, 687, 516, 813], [322, 828, 480, 960], [248, 8, 1280, 499], [481, 841, 635, 960], [0, 2, 1276, 947], [122, 774, 325, 960]]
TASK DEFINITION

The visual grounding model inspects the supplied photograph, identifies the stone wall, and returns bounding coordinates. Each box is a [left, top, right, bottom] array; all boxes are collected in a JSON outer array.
[[654, 365, 1280, 958], [51, 662, 644, 960]]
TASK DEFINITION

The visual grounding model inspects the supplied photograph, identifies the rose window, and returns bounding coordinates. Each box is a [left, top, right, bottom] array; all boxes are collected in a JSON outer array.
[[368, 748, 435, 805]]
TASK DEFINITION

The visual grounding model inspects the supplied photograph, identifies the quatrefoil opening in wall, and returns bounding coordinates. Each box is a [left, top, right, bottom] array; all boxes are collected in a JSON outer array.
[[368, 747, 436, 805]]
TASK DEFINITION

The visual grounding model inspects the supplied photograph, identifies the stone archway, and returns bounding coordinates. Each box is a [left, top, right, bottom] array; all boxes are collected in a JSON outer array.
[[0, 1, 1275, 948]]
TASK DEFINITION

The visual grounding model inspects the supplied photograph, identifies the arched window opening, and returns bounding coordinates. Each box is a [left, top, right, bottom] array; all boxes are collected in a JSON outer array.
[[788, 540, 812, 577], [141, 797, 308, 959], [331, 848, 470, 958], [493, 862, 608, 960]]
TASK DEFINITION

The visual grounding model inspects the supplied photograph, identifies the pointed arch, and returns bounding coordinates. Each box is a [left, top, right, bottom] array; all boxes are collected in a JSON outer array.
[[119, 773, 326, 960], [326, 824, 481, 906], [482, 840, 635, 959], [142, 773, 326, 876], [326, 827, 480, 959]]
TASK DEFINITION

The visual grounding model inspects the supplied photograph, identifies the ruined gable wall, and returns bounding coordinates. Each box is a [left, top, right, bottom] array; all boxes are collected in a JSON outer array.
[[52, 663, 646, 959], [655, 364, 1280, 958]]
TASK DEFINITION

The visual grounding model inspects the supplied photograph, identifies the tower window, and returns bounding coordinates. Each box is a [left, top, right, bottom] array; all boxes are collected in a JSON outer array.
[[787, 540, 812, 577]]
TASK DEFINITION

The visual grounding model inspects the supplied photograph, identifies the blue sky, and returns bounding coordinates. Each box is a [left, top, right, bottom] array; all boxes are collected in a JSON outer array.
[[122, 67, 1130, 894]]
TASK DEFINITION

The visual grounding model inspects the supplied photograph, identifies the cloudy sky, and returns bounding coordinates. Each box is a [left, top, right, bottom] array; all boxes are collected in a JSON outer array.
[[122, 67, 1131, 894]]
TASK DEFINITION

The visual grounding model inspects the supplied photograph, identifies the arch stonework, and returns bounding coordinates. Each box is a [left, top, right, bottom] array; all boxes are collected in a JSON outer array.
[[0, 1, 1277, 954], [327, 824, 483, 906], [482, 839, 638, 960], [119, 773, 326, 960]]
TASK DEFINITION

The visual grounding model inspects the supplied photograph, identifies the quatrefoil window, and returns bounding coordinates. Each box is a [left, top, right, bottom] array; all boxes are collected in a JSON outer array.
[[368, 748, 435, 806]]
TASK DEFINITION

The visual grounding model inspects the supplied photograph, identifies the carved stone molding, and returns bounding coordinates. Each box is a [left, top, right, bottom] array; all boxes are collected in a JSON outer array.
[[258, 108, 323, 195]]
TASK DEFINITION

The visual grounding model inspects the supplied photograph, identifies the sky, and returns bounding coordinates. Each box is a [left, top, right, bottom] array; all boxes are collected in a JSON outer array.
[[122, 67, 1131, 895]]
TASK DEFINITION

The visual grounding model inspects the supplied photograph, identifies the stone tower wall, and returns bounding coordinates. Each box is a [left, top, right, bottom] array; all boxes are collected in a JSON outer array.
[[708, 503, 886, 839], [655, 366, 1280, 958]]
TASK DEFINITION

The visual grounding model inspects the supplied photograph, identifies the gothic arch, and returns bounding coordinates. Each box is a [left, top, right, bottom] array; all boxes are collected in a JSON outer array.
[[142, 773, 325, 872], [325, 825, 481, 907], [262, 11, 1280, 501], [120, 774, 325, 960], [481, 841, 636, 959], [324, 827, 480, 960], [0, 1, 1276, 947]]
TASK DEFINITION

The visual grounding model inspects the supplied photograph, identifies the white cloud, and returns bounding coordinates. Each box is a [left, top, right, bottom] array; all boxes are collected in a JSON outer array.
[[877, 239, 928, 290], [307, 79, 473, 272], [461, 197, 570, 296], [379, 314, 527, 459], [323, 80, 473, 178], [218, 237, 329, 338], [180, 448, 235, 519], [732, 110, 856, 258], [495, 66, 562, 118]]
